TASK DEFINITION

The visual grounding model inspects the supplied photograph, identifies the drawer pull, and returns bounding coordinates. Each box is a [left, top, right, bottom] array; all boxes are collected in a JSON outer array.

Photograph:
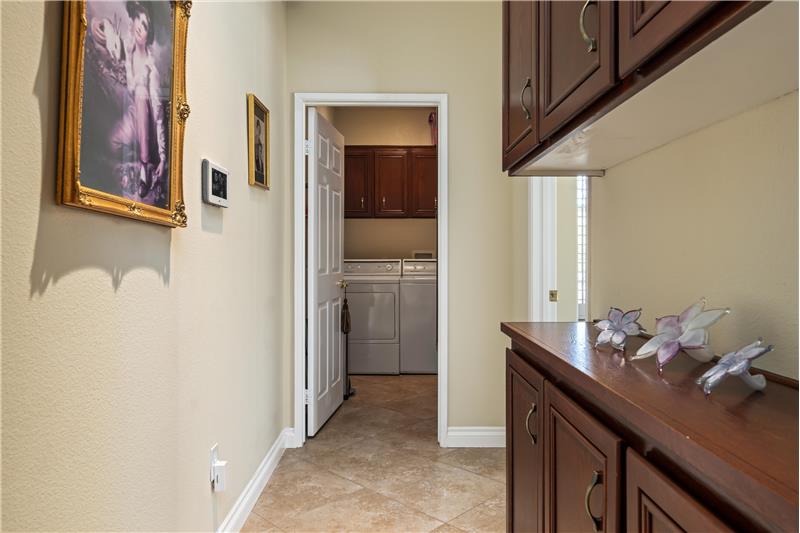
[[361, 196, 365, 209], [584, 469, 603, 532], [579, 0, 597, 53], [524, 402, 537, 444], [382, 196, 387, 208], [520, 77, 532, 120]]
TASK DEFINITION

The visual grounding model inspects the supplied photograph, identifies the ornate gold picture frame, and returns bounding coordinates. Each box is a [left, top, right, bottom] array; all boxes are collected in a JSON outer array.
[[57, 0, 191, 227], [247, 93, 270, 189]]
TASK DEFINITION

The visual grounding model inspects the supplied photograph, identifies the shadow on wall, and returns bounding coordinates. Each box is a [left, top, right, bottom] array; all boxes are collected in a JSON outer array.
[[28, 2, 171, 297]]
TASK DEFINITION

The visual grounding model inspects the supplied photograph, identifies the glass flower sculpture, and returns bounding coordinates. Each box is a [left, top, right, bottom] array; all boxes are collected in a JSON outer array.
[[595, 308, 643, 351], [696, 339, 773, 396], [632, 298, 730, 373]]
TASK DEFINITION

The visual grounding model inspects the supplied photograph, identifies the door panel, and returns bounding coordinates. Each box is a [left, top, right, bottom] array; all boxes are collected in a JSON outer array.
[[344, 148, 373, 218], [306, 108, 346, 436], [618, 1, 716, 78], [409, 148, 437, 218], [503, 0, 538, 170], [507, 349, 544, 533], [538, 0, 615, 139], [374, 149, 409, 217], [627, 449, 732, 532], [544, 382, 621, 533]]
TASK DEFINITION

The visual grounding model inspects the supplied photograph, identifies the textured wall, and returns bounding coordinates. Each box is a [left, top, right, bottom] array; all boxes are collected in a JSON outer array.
[[1, 2, 291, 530], [333, 106, 436, 146], [288, 1, 510, 427], [591, 92, 798, 377]]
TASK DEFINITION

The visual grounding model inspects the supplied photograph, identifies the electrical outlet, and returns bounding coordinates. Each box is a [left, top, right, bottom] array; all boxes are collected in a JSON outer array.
[[549, 290, 559, 302]]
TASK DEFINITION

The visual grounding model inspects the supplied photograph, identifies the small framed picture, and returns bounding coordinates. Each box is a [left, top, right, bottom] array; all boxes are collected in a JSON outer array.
[[247, 94, 270, 189]]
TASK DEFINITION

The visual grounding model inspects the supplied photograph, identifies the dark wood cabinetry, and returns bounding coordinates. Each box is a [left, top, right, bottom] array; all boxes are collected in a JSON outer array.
[[344, 146, 437, 219], [502, 322, 798, 533], [544, 382, 621, 533], [627, 449, 731, 533], [506, 349, 544, 533], [344, 148, 373, 218], [618, 1, 716, 78], [538, 0, 615, 139], [374, 149, 409, 217], [501, 0, 763, 173], [502, 0, 538, 170], [408, 148, 437, 218]]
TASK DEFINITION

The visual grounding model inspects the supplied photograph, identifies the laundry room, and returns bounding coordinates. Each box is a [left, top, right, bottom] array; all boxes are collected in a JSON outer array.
[[317, 105, 439, 424]]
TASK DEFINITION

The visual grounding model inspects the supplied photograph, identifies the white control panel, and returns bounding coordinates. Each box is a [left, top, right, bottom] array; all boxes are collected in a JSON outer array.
[[202, 159, 229, 208], [344, 259, 402, 277], [402, 259, 437, 277]]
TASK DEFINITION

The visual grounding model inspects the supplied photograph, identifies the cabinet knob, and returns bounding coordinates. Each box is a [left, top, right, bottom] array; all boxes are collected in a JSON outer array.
[[579, 0, 598, 53], [520, 77, 532, 120], [584, 469, 604, 532]]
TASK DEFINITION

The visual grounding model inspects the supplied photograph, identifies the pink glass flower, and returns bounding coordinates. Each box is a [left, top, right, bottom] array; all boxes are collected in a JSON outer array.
[[595, 308, 643, 351], [633, 298, 730, 372], [696, 339, 772, 396]]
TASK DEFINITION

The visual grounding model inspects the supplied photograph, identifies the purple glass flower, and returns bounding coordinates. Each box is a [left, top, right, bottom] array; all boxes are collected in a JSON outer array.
[[696, 339, 773, 396], [595, 308, 643, 351], [633, 298, 729, 372]]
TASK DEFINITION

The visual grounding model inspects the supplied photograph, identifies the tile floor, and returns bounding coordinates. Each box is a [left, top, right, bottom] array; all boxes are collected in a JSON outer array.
[[242, 375, 506, 533]]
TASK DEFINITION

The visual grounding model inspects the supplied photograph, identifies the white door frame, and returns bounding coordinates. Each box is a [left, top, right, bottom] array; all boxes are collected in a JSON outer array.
[[528, 177, 558, 321], [291, 93, 449, 449]]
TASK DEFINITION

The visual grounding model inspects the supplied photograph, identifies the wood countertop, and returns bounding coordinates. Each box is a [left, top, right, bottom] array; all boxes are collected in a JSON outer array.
[[501, 321, 798, 532]]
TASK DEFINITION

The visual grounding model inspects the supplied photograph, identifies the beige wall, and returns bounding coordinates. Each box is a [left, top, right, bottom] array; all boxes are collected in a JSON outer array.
[[289, 1, 509, 426], [1, 2, 292, 530], [344, 219, 437, 259], [334, 106, 435, 146], [591, 91, 798, 378]]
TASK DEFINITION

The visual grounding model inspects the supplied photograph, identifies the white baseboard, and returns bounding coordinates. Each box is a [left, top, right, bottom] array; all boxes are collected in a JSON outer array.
[[217, 427, 292, 533], [445, 426, 506, 448]]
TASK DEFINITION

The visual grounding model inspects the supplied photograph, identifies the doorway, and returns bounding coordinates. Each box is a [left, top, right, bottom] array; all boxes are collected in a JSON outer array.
[[291, 93, 449, 448]]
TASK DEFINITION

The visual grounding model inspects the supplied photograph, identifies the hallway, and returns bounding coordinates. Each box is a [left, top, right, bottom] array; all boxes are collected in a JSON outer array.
[[242, 375, 506, 532]]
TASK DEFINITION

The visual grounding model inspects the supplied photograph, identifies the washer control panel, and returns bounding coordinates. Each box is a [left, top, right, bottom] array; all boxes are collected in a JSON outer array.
[[402, 259, 437, 277], [344, 259, 402, 276]]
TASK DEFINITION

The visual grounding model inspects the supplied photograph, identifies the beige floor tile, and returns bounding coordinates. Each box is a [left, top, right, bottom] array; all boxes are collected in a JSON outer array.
[[251, 459, 362, 530], [431, 524, 467, 533], [309, 437, 431, 485], [282, 488, 443, 533], [448, 495, 507, 533], [380, 394, 439, 420], [437, 448, 507, 483], [362, 460, 505, 522], [241, 512, 284, 532], [374, 419, 449, 460]]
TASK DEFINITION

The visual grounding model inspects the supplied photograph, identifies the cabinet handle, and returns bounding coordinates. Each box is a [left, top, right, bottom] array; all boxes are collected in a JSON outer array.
[[434, 197, 438, 209], [520, 77, 532, 120], [382, 196, 386, 208], [579, 0, 597, 53], [524, 402, 537, 444], [584, 470, 604, 532], [361, 196, 365, 209]]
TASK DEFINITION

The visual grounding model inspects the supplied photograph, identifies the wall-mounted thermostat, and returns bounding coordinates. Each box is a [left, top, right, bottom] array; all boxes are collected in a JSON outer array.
[[202, 159, 229, 208]]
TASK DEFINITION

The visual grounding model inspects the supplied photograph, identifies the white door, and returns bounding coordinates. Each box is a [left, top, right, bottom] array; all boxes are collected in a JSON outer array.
[[307, 108, 346, 436]]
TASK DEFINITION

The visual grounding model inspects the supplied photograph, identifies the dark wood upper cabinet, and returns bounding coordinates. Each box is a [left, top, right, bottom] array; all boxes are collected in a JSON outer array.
[[374, 149, 409, 218], [502, 0, 539, 171], [626, 449, 732, 532], [507, 349, 544, 533], [344, 148, 373, 218], [543, 381, 621, 533], [618, 1, 717, 78], [408, 147, 437, 218], [538, 0, 615, 140]]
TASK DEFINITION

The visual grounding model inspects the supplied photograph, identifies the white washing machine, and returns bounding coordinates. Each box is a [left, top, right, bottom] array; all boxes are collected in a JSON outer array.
[[400, 259, 437, 374], [344, 259, 401, 374]]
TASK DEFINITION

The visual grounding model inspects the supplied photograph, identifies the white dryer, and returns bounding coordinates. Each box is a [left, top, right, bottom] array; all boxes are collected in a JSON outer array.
[[344, 259, 401, 374], [400, 259, 437, 374]]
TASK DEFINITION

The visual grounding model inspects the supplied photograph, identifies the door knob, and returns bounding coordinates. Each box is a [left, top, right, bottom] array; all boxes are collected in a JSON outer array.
[[337, 280, 348, 289]]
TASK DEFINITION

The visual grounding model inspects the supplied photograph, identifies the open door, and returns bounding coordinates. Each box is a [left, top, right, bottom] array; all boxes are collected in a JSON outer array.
[[306, 108, 346, 436]]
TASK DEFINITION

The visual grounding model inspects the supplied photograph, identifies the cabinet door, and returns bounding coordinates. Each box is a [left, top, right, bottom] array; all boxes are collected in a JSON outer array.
[[409, 147, 437, 218], [344, 148, 373, 218], [538, 0, 615, 139], [507, 349, 544, 533], [544, 382, 621, 533], [502, 0, 538, 170], [374, 149, 409, 217], [618, 2, 716, 78], [627, 449, 732, 533]]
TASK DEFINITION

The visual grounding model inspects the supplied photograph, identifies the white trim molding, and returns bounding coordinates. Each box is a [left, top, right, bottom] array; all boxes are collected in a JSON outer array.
[[528, 177, 558, 322], [293, 93, 449, 449], [217, 428, 292, 533], [445, 427, 506, 448]]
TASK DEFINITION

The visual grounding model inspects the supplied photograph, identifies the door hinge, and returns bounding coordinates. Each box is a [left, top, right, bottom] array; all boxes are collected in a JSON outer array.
[[303, 389, 311, 404], [303, 140, 311, 156]]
